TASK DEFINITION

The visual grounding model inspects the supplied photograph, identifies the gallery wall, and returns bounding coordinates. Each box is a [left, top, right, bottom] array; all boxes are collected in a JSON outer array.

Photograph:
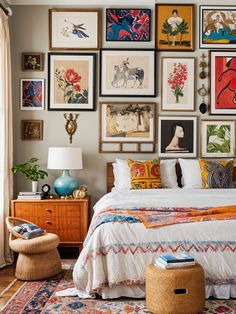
[[10, 0, 236, 207]]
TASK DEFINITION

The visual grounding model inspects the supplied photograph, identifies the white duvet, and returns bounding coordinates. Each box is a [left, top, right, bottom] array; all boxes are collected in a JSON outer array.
[[73, 189, 236, 299]]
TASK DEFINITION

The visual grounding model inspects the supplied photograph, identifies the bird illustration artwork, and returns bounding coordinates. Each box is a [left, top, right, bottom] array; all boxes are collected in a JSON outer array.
[[63, 19, 89, 38], [64, 113, 79, 144]]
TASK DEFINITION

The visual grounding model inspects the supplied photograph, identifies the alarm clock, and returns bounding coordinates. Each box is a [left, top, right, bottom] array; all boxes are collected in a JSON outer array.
[[41, 184, 51, 199]]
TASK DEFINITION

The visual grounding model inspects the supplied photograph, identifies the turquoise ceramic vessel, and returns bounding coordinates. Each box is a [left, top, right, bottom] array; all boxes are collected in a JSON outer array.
[[54, 170, 79, 196]]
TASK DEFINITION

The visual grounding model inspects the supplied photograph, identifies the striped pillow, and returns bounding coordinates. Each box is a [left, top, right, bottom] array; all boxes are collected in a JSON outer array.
[[199, 159, 233, 189]]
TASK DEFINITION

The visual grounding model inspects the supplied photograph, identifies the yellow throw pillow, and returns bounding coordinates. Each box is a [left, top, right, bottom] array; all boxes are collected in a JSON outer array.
[[128, 158, 161, 189], [199, 159, 233, 189]]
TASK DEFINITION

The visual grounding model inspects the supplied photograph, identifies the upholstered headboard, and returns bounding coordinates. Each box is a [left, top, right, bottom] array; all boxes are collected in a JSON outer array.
[[107, 162, 236, 193]]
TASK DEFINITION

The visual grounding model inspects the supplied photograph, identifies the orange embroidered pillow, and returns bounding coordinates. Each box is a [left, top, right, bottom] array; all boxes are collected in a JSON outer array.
[[199, 159, 233, 189], [128, 158, 161, 189]]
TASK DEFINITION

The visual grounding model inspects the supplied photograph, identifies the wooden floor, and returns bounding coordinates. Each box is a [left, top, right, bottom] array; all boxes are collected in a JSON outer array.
[[0, 247, 79, 311]]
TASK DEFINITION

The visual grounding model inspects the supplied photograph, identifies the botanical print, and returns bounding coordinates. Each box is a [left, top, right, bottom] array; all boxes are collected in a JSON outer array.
[[49, 10, 99, 49], [22, 53, 43, 71], [162, 58, 194, 111], [101, 103, 154, 142], [156, 4, 194, 51], [100, 50, 155, 97], [48, 53, 96, 111], [168, 62, 187, 104], [200, 6, 236, 48], [54, 62, 88, 104], [210, 51, 236, 114], [158, 117, 197, 157], [20, 79, 44, 110], [201, 120, 235, 157], [106, 9, 150, 41]]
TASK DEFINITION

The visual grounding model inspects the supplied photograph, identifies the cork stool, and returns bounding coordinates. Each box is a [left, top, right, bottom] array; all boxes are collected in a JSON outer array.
[[146, 263, 205, 314]]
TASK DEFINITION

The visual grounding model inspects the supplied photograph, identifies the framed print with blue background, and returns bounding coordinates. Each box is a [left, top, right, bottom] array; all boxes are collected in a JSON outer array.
[[100, 49, 156, 97], [200, 6, 236, 49], [20, 79, 44, 110], [48, 52, 96, 111], [106, 9, 151, 42]]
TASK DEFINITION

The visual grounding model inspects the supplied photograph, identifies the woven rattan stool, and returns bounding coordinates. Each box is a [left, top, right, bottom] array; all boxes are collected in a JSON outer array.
[[6, 217, 62, 281], [146, 263, 205, 314]]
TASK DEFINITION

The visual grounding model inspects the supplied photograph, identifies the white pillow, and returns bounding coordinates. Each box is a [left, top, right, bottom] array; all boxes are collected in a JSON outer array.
[[178, 159, 202, 188], [114, 158, 178, 189]]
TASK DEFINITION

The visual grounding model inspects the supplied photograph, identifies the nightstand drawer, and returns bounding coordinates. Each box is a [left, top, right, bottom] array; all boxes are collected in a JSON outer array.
[[14, 203, 83, 218], [33, 217, 82, 231], [51, 229, 82, 242]]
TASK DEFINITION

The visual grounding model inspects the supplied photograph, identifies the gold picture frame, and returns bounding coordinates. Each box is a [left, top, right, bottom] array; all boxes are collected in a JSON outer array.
[[21, 120, 43, 140]]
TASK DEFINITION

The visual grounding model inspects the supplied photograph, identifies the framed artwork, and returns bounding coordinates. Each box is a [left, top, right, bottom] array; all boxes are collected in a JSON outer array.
[[158, 116, 197, 158], [200, 6, 236, 49], [161, 57, 195, 111], [99, 102, 156, 153], [49, 9, 101, 50], [22, 52, 44, 71], [210, 50, 236, 114], [20, 79, 44, 110], [106, 9, 151, 42], [100, 49, 156, 97], [48, 52, 96, 111], [156, 4, 194, 51], [201, 120, 235, 158], [21, 120, 43, 140]]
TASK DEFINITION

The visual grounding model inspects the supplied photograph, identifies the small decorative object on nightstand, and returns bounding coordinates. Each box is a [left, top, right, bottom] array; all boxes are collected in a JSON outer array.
[[11, 197, 90, 251], [47, 147, 83, 196]]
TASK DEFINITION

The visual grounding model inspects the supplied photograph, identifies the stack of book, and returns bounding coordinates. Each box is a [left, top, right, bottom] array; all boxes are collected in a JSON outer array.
[[154, 253, 195, 269], [17, 192, 43, 200]]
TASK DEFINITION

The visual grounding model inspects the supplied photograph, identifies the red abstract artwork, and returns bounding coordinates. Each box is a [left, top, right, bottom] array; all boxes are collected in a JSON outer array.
[[215, 56, 236, 109]]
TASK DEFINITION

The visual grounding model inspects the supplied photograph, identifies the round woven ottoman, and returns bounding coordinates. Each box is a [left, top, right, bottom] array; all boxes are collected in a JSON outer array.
[[9, 233, 62, 281], [146, 263, 205, 314]]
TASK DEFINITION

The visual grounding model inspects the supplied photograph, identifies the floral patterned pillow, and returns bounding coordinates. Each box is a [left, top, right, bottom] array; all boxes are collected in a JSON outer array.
[[128, 158, 161, 189], [199, 159, 233, 189]]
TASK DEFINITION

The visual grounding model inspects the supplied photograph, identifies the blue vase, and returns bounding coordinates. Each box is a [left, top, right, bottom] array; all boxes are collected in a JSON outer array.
[[54, 170, 79, 196]]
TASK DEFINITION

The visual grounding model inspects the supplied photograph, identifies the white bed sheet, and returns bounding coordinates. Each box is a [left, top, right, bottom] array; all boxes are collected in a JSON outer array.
[[73, 189, 236, 299]]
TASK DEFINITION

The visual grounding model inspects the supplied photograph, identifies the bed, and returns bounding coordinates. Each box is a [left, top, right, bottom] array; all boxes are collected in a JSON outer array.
[[72, 162, 236, 299]]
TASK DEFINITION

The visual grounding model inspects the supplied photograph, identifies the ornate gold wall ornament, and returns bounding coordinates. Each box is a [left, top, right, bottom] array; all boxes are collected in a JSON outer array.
[[64, 113, 79, 144]]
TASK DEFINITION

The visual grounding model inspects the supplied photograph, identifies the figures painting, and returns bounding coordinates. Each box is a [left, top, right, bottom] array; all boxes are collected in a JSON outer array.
[[200, 6, 236, 48]]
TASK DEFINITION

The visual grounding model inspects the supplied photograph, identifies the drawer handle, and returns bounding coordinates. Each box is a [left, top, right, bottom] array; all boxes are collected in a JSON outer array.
[[46, 221, 52, 225], [45, 209, 52, 213]]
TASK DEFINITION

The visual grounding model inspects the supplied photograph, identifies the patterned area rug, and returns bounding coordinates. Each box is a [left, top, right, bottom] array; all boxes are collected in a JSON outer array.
[[1, 259, 236, 314]]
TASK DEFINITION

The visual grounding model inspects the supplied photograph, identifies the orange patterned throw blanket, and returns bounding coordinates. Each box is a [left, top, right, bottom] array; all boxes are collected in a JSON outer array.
[[90, 205, 236, 232]]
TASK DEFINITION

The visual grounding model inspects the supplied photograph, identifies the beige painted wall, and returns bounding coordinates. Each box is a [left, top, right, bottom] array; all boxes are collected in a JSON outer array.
[[10, 0, 236, 208]]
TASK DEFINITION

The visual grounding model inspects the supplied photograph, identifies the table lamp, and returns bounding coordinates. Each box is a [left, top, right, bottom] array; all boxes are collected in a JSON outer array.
[[47, 147, 83, 196]]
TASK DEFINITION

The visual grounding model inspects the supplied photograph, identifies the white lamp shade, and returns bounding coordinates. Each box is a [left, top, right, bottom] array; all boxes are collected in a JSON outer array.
[[47, 147, 83, 170]]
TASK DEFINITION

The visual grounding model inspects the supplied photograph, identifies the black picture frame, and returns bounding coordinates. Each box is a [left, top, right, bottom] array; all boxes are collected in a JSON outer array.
[[48, 52, 96, 111], [106, 8, 151, 42], [99, 49, 156, 97]]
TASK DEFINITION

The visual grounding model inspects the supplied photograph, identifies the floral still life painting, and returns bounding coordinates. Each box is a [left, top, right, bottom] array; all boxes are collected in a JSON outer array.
[[48, 53, 96, 111], [100, 102, 155, 143], [200, 6, 236, 49], [210, 51, 236, 114], [162, 58, 194, 111], [201, 120, 235, 158], [106, 9, 151, 42], [49, 9, 100, 49], [100, 49, 156, 97], [20, 79, 44, 110], [156, 4, 194, 51]]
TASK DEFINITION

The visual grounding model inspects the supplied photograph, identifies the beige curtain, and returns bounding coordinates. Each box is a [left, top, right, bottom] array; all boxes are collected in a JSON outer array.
[[0, 9, 13, 268]]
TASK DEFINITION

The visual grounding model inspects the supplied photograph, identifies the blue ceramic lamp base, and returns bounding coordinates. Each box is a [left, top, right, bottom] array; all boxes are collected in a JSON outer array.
[[54, 170, 79, 196]]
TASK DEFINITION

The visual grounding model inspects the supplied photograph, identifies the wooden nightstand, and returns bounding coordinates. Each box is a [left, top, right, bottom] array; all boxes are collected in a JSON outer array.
[[11, 197, 90, 251]]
